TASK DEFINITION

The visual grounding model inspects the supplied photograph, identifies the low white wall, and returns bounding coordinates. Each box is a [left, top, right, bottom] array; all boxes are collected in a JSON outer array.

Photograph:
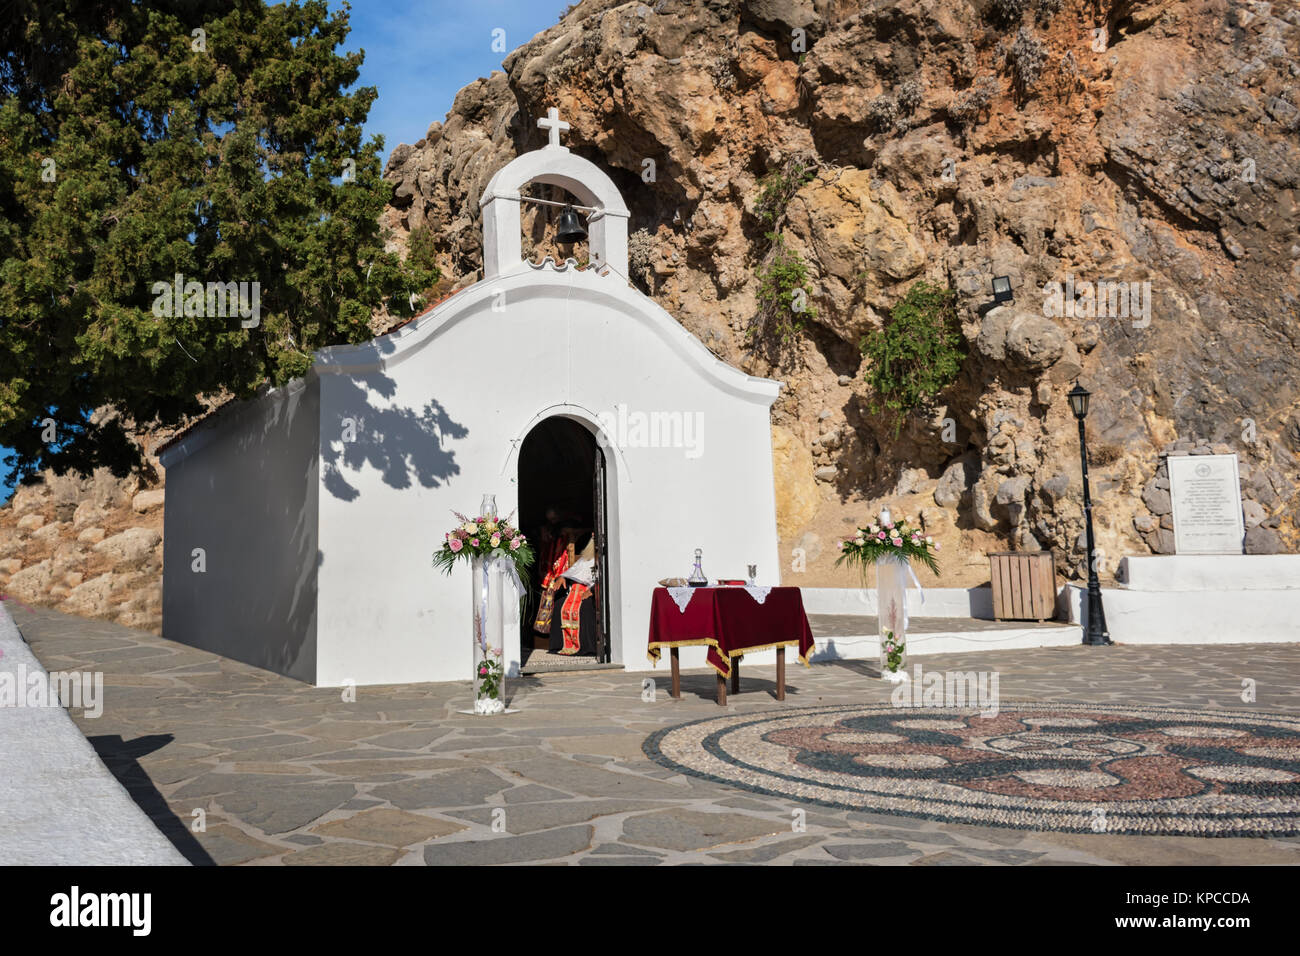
[[636, 613, 1081, 675], [631, 587, 1080, 675], [1067, 584, 1300, 644], [0, 605, 186, 865], [1119, 554, 1300, 591], [643, 630, 1082, 675], [800, 586, 997, 619], [806, 625, 1081, 662]]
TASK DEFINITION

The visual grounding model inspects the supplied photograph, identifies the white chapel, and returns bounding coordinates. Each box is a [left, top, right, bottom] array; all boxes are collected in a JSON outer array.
[[160, 111, 783, 686]]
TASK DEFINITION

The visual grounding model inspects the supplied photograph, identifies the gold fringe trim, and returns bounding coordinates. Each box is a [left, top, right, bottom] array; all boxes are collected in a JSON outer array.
[[648, 638, 813, 675], [647, 638, 720, 666], [713, 640, 811, 679]]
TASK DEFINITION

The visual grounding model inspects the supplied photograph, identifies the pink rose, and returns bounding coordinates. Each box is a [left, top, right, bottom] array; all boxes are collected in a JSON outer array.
[[510, 538, 521, 550], [877, 531, 887, 540], [934, 542, 941, 551], [885, 521, 894, 530], [448, 538, 463, 552], [470, 538, 479, 547], [891, 537, 903, 547]]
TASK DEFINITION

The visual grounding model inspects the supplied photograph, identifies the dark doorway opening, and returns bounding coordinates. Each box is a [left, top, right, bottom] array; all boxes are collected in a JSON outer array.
[[518, 417, 610, 661]]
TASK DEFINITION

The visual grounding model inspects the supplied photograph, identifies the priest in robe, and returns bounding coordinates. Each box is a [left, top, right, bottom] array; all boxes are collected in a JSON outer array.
[[533, 534, 573, 635], [552, 538, 598, 656]]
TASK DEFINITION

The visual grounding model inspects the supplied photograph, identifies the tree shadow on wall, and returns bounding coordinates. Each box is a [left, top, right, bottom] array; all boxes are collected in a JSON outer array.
[[320, 375, 468, 502]]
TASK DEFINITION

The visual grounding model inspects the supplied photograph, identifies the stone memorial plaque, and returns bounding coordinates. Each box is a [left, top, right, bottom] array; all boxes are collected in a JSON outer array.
[[1168, 454, 1244, 554]]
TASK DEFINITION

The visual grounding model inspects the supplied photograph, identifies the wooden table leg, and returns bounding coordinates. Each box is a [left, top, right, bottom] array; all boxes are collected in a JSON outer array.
[[670, 647, 681, 699], [776, 647, 786, 701], [731, 657, 740, 696], [716, 673, 727, 706]]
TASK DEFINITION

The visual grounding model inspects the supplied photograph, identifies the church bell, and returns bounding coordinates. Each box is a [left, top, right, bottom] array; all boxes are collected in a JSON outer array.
[[555, 204, 588, 244]]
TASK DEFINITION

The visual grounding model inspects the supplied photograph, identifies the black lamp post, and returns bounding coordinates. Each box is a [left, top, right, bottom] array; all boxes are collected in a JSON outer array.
[[1068, 383, 1112, 646]]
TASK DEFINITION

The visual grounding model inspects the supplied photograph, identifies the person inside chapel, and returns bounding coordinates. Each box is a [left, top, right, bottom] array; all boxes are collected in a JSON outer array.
[[534, 507, 574, 573], [533, 532, 599, 656]]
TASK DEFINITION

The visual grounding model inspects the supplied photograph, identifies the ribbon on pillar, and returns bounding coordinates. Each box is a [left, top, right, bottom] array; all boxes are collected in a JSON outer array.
[[902, 560, 925, 631], [478, 554, 526, 653], [877, 555, 926, 631]]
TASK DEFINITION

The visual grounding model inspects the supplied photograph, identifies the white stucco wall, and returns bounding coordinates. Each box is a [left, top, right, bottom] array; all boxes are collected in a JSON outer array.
[[160, 377, 320, 683], [310, 261, 781, 686]]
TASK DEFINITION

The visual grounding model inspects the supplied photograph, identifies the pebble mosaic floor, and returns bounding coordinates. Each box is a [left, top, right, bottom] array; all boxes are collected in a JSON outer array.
[[645, 703, 1300, 837], [10, 603, 1300, 865]]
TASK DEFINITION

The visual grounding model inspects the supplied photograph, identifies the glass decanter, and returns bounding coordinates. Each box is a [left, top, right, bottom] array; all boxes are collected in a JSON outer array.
[[688, 548, 708, 587]]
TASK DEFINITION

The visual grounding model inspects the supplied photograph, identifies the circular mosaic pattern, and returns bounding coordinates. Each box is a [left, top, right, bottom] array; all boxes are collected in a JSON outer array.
[[642, 703, 1300, 836]]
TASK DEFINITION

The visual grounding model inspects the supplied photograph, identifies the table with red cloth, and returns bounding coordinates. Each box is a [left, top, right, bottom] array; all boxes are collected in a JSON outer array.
[[647, 586, 815, 704]]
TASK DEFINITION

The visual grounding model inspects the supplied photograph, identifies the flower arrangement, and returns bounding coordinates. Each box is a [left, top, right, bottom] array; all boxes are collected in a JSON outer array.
[[881, 629, 904, 675], [476, 647, 504, 709], [432, 511, 535, 577], [835, 509, 940, 578]]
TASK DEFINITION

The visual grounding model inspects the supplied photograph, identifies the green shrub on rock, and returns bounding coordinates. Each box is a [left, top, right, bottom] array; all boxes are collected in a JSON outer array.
[[860, 281, 965, 435], [754, 233, 818, 343], [754, 160, 816, 225]]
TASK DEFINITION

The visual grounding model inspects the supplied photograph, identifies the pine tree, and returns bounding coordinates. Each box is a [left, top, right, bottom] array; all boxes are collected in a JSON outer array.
[[0, 0, 436, 481]]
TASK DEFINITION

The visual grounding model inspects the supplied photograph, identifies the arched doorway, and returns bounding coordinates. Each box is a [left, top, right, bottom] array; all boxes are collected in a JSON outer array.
[[517, 416, 610, 662]]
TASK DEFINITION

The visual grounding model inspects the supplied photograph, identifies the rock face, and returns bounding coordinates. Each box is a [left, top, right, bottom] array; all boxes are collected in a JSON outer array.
[[771, 424, 821, 538], [1, 464, 166, 633], [376, 0, 1298, 587], [3, 0, 1297, 629]]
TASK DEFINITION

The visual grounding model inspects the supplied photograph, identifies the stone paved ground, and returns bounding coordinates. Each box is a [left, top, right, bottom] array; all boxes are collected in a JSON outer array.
[[10, 603, 1300, 866]]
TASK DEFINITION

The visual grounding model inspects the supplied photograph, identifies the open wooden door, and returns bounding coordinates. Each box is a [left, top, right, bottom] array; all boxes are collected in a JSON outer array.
[[592, 446, 611, 663]]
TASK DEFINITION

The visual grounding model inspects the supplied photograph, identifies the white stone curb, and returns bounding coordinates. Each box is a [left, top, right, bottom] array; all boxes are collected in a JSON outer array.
[[0, 603, 187, 865]]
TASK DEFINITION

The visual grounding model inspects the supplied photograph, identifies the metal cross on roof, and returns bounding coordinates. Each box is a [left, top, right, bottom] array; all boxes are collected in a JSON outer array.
[[537, 107, 570, 149]]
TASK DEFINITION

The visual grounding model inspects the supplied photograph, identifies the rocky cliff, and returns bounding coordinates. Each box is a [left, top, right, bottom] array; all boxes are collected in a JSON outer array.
[[3, 0, 1297, 634], [0, 445, 167, 631], [0, 408, 211, 633], [384, 0, 1300, 588]]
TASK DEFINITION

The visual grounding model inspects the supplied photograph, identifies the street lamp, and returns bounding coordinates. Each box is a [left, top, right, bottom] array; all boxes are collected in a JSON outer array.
[[1068, 382, 1112, 646]]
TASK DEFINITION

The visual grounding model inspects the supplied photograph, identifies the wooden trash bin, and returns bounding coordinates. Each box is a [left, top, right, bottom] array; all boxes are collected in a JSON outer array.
[[989, 551, 1057, 622]]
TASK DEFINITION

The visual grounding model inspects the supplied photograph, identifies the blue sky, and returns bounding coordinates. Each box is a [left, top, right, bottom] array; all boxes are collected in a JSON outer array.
[[0, 0, 568, 503], [340, 0, 571, 163]]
